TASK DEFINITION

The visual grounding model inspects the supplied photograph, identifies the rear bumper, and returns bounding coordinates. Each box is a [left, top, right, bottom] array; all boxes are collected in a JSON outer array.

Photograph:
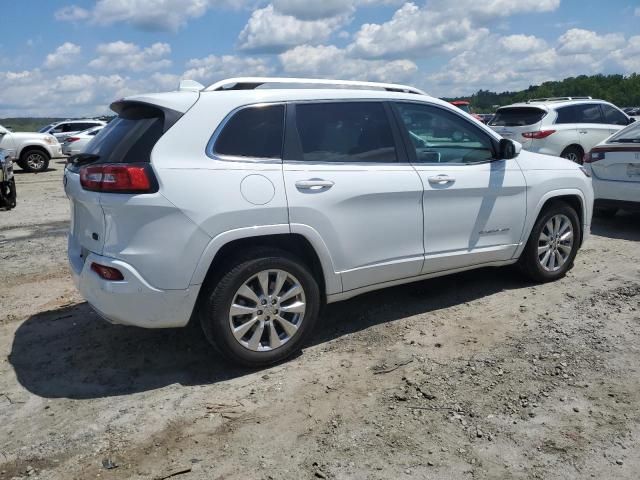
[[69, 249, 200, 328]]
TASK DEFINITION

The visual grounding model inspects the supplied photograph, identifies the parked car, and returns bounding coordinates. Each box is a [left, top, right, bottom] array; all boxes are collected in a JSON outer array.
[[0, 124, 63, 172], [488, 97, 634, 163], [450, 100, 484, 122], [64, 77, 593, 367], [584, 121, 640, 217], [0, 148, 16, 210], [39, 119, 106, 142], [62, 126, 105, 156], [476, 113, 494, 124]]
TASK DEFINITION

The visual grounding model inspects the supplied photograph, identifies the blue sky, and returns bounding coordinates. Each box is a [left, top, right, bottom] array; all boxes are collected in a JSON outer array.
[[0, 0, 639, 117]]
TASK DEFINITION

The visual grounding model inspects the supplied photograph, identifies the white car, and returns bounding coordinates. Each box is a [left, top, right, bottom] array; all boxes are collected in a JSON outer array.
[[0, 124, 63, 172], [39, 119, 106, 142], [64, 77, 593, 367], [61, 125, 105, 156], [488, 97, 633, 163], [585, 121, 640, 217]]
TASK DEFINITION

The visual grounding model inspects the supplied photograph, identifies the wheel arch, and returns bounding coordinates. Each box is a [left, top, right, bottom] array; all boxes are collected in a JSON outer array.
[[190, 227, 342, 298], [560, 144, 584, 161], [19, 145, 51, 160], [516, 189, 588, 258]]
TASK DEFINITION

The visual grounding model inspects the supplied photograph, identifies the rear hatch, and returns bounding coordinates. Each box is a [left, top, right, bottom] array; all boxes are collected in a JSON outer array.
[[64, 102, 177, 273], [488, 106, 548, 148], [588, 123, 640, 182]]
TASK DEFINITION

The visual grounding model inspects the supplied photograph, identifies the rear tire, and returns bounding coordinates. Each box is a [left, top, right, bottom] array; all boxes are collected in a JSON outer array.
[[200, 248, 320, 368], [518, 201, 581, 283], [20, 149, 50, 173], [560, 145, 583, 164]]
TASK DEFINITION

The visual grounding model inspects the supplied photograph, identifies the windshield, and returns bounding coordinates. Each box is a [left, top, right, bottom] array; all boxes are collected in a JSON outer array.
[[38, 124, 53, 133], [489, 107, 546, 127], [455, 104, 471, 113], [607, 122, 640, 143]]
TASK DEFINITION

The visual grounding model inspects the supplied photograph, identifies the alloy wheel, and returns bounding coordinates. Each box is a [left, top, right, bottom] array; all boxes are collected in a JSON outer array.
[[537, 214, 574, 272], [228, 269, 306, 352], [26, 152, 46, 171]]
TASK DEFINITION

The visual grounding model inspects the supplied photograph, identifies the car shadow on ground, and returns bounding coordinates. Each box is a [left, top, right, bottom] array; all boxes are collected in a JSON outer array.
[[9, 267, 528, 400], [13, 168, 57, 174], [591, 211, 640, 241]]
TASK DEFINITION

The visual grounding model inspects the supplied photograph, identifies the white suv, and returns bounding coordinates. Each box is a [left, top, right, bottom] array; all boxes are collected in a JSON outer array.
[[488, 97, 633, 163], [64, 77, 594, 367], [40, 119, 106, 143]]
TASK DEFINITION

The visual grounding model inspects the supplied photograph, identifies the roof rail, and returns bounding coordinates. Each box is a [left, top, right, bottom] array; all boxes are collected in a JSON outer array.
[[526, 96, 592, 103], [204, 77, 427, 95]]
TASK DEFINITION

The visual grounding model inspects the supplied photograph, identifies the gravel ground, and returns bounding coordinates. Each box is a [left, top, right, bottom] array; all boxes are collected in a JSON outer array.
[[0, 166, 639, 480]]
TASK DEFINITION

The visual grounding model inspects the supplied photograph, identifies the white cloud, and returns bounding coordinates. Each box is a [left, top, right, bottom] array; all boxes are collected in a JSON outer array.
[[55, 0, 240, 31], [183, 54, 275, 84], [425, 29, 633, 96], [53, 5, 90, 21], [557, 28, 625, 55], [271, 0, 404, 20], [279, 44, 417, 83], [348, 0, 560, 59], [89, 41, 172, 72], [499, 34, 547, 53], [43, 42, 81, 69], [238, 5, 349, 53]]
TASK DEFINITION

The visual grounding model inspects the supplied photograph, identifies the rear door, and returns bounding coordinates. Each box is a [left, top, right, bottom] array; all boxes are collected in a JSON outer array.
[[556, 103, 610, 153], [394, 101, 527, 272], [282, 101, 425, 292]]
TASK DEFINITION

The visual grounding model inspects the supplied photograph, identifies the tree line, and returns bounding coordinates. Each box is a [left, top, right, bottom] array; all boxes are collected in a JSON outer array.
[[444, 74, 640, 112]]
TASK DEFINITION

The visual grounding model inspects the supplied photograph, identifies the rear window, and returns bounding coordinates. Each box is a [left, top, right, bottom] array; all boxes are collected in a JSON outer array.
[[83, 105, 164, 163], [214, 105, 284, 159], [489, 107, 546, 127], [607, 122, 640, 143], [454, 104, 471, 113]]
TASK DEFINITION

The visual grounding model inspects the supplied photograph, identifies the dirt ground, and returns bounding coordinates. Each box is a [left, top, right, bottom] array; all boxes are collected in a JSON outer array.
[[1, 165, 639, 480]]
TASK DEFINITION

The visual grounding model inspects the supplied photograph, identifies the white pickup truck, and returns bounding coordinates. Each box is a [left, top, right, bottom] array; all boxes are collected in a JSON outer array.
[[0, 124, 64, 172]]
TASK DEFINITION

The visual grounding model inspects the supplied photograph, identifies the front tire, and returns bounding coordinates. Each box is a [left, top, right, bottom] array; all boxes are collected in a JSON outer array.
[[200, 249, 321, 368], [518, 202, 581, 282], [20, 149, 50, 173]]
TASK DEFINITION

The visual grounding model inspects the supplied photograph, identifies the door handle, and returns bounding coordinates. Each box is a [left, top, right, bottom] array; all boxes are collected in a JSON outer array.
[[427, 174, 455, 185], [295, 179, 335, 190], [578, 130, 588, 134]]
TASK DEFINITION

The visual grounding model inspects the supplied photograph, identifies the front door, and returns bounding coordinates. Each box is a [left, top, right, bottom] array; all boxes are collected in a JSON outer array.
[[392, 101, 527, 273], [283, 101, 425, 292]]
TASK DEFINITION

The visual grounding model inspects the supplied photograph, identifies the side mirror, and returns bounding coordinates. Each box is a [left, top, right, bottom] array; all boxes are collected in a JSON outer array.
[[629, 117, 636, 124], [498, 138, 519, 159]]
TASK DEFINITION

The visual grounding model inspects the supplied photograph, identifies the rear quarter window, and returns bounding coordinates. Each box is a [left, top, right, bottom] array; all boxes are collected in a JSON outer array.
[[213, 105, 284, 159], [489, 107, 546, 126]]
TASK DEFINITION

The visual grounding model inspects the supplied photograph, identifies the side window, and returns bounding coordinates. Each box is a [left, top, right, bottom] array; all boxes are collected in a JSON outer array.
[[601, 104, 628, 126], [294, 102, 397, 163], [394, 102, 494, 164], [214, 105, 284, 159], [555, 106, 578, 124], [576, 104, 604, 123]]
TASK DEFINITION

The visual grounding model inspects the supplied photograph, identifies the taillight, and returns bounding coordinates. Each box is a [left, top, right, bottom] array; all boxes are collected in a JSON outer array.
[[91, 263, 124, 281], [66, 137, 80, 143], [522, 130, 556, 139], [583, 150, 605, 163], [80, 163, 156, 193]]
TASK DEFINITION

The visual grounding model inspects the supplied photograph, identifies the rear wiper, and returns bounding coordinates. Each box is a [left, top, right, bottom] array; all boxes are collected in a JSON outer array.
[[68, 153, 100, 166]]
